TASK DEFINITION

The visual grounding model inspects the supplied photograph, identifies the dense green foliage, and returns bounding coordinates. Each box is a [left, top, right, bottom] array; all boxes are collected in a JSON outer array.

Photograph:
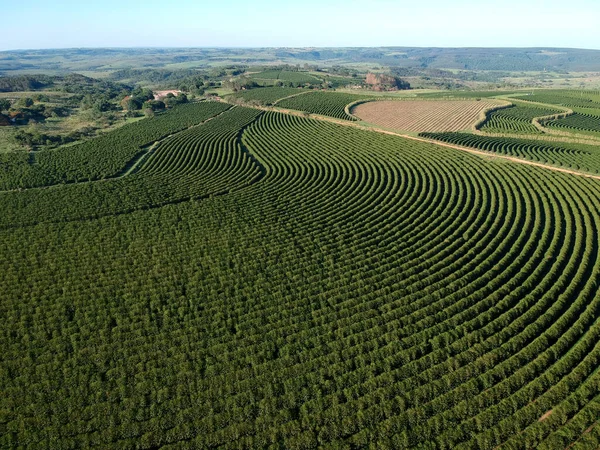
[[59, 74, 130, 98], [0, 102, 230, 190], [0, 74, 55, 92], [109, 68, 207, 84], [318, 74, 356, 89], [518, 90, 600, 109], [251, 70, 322, 84], [7, 98, 71, 126], [276, 91, 374, 120], [480, 104, 563, 134], [0, 106, 261, 227], [420, 132, 600, 173], [545, 112, 600, 135], [227, 87, 304, 106], [0, 73, 130, 97], [1, 103, 600, 448]]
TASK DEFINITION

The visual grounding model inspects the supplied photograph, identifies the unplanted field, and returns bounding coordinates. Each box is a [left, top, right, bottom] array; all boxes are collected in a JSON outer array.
[[352, 99, 504, 132]]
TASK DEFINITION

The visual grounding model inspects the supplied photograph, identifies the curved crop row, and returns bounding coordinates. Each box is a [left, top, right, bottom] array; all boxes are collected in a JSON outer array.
[[276, 91, 375, 120], [227, 87, 305, 106], [0, 106, 263, 227], [480, 104, 563, 134], [421, 131, 600, 174], [0, 111, 599, 448], [251, 70, 321, 84], [518, 91, 600, 110], [545, 112, 600, 135], [0, 101, 231, 191]]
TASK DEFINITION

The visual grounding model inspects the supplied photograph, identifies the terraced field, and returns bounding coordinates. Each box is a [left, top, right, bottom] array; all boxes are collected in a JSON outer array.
[[0, 106, 263, 227], [519, 90, 600, 109], [479, 103, 564, 134], [1, 100, 600, 448], [420, 132, 600, 174], [0, 101, 231, 190], [352, 99, 504, 132], [227, 87, 305, 106], [250, 70, 322, 84], [501, 90, 600, 138], [276, 91, 375, 120], [545, 112, 600, 135]]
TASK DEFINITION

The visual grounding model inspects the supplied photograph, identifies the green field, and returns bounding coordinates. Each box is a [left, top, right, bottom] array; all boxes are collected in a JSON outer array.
[[0, 102, 231, 190], [517, 90, 600, 109], [545, 112, 600, 136], [250, 70, 322, 84], [227, 87, 305, 105], [419, 132, 600, 173], [1, 88, 600, 448], [276, 91, 376, 120], [479, 103, 564, 134]]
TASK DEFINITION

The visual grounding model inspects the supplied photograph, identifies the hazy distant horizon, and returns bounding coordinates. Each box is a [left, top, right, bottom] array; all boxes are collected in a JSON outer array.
[[4, 0, 599, 52], [3, 45, 600, 53]]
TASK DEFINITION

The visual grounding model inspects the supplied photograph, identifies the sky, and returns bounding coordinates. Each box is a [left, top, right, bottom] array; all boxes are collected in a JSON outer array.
[[3, 0, 600, 51]]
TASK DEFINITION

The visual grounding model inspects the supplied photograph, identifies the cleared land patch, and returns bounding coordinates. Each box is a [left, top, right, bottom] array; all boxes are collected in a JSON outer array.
[[353, 99, 505, 132]]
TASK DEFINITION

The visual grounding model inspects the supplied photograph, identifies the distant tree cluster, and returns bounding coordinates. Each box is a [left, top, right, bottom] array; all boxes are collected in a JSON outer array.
[[222, 78, 260, 92], [0, 98, 11, 112], [109, 68, 201, 84], [3, 96, 69, 126], [162, 92, 188, 108], [121, 87, 155, 112], [0, 75, 54, 92], [60, 74, 128, 98], [108, 67, 249, 96]]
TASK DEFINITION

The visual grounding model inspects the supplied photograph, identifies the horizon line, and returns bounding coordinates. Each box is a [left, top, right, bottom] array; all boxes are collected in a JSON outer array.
[[2, 45, 600, 52]]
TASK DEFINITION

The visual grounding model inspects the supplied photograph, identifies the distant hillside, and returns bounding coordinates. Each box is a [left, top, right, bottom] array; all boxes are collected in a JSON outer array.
[[2, 47, 600, 73], [0, 73, 128, 93], [276, 47, 600, 72]]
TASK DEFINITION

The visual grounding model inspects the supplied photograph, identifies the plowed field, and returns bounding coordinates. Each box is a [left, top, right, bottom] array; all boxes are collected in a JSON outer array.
[[353, 99, 505, 132]]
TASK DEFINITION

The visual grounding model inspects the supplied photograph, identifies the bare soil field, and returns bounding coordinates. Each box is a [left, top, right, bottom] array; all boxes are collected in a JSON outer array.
[[352, 99, 504, 132]]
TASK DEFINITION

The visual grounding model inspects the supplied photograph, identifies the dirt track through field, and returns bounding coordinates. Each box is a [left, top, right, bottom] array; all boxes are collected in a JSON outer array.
[[272, 90, 311, 105]]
